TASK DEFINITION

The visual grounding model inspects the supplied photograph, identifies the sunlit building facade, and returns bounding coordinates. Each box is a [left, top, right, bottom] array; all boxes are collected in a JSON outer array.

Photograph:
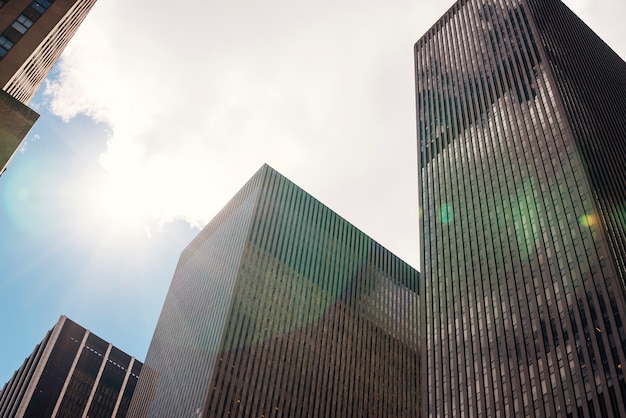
[[416, 0, 626, 416], [127, 164, 419, 417], [0, 315, 142, 418]]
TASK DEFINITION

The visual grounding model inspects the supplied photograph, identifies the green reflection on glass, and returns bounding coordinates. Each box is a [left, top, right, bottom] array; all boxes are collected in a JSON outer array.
[[439, 203, 454, 224], [511, 179, 541, 261], [618, 205, 626, 229]]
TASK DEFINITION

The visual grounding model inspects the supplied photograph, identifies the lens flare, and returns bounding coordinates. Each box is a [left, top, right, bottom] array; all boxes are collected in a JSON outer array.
[[578, 213, 597, 227], [439, 203, 453, 224]]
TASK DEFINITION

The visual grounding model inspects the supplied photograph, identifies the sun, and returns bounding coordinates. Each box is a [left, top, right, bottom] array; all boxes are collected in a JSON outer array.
[[85, 170, 153, 238]]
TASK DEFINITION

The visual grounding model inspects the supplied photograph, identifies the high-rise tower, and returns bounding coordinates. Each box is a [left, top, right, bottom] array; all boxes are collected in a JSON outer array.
[[0, 315, 142, 418], [0, 0, 97, 104], [415, 0, 626, 416], [128, 164, 419, 417], [0, 0, 97, 173]]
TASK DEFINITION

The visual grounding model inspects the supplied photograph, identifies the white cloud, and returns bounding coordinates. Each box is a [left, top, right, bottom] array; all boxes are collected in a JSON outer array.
[[43, 0, 626, 269]]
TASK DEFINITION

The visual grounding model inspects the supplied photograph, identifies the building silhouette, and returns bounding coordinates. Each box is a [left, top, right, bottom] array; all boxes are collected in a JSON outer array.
[[0, 0, 97, 173], [127, 164, 419, 417], [0, 315, 142, 418], [415, 0, 626, 416]]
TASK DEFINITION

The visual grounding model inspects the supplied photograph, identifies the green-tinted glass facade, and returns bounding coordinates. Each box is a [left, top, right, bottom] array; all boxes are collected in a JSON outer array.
[[415, 0, 626, 416], [128, 164, 419, 417]]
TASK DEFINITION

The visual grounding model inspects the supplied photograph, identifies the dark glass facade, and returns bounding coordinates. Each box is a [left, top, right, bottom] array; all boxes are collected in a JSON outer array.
[[0, 315, 142, 418], [415, 0, 626, 416], [127, 164, 419, 417]]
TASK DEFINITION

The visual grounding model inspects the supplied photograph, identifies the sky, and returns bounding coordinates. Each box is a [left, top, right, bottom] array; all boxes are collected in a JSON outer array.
[[1, 0, 625, 386]]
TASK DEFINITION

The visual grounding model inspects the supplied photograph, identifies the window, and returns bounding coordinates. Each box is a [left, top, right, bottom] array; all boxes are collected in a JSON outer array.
[[12, 15, 34, 34], [0, 36, 13, 57], [31, 1, 51, 14]]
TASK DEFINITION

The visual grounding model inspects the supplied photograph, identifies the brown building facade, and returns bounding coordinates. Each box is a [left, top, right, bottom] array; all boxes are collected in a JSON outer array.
[[0, 0, 97, 104], [0, 0, 96, 173]]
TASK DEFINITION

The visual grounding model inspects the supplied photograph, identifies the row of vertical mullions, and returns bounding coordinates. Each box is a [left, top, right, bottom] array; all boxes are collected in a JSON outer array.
[[483, 5, 538, 416], [200, 166, 418, 416], [317, 202, 339, 418], [509, 4, 585, 415], [530, 2, 626, 415], [502, 1, 616, 416], [552, 0, 626, 286], [417, 17, 438, 415], [531, 59, 591, 418], [417, 0, 626, 416], [487, 3, 562, 416], [0, 329, 52, 417], [443, 10, 478, 417], [267, 178, 293, 416], [464, 3, 502, 416], [211, 173, 267, 415], [482, 2, 547, 416], [554, 0, 626, 246], [457, 2, 497, 415], [428, 12, 446, 413], [195, 175, 262, 416], [450, 1, 487, 413], [439, 9, 467, 418], [525, 27, 604, 418], [256, 168, 287, 415], [321, 208, 339, 417], [507, 3, 566, 415], [276, 177, 303, 416], [327, 204, 351, 416], [539, 0, 626, 287], [459, 2, 486, 414], [287, 182, 316, 415]]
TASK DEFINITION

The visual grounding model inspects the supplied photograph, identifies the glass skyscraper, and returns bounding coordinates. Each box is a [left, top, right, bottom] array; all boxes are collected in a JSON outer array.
[[127, 164, 419, 417], [415, 0, 626, 416]]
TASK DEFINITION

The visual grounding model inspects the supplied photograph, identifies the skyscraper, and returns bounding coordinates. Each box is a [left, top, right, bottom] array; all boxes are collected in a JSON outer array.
[[415, 0, 626, 416], [0, 0, 97, 173], [0, 0, 97, 104], [128, 164, 419, 417], [0, 315, 142, 418]]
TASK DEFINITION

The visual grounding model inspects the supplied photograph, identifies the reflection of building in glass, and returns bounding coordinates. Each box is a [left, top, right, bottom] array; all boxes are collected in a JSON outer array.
[[0, 315, 142, 418], [0, 0, 97, 173], [416, 0, 626, 416], [128, 164, 419, 417]]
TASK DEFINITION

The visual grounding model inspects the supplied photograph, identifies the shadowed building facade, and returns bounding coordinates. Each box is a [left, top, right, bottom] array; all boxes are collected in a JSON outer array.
[[127, 164, 419, 417], [415, 0, 626, 416], [0, 0, 97, 173], [0, 315, 142, 418], [0, 89, 38, 174]]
